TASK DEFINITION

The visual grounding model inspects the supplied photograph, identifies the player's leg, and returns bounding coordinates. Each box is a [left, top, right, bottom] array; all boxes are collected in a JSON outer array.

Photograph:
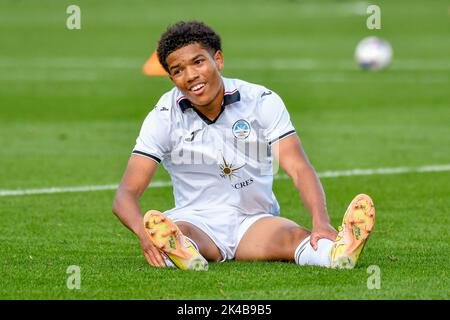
[[235, 216, 338, 268], [235, 216, 310, 261], [175, 221, 223, 262], [236, 193, 376, 269]]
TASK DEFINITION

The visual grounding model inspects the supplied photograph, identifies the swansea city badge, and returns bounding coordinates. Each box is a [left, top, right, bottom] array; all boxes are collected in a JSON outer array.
[[232, 119, 251, 140]]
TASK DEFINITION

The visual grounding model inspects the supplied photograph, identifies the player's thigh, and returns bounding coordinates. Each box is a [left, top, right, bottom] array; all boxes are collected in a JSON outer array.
[[175, 221, 222, 262], [235, 216, 310, 261]]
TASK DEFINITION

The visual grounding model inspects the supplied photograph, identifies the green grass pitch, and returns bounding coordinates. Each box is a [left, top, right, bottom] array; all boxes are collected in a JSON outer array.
[[0, 0, 449, 299]]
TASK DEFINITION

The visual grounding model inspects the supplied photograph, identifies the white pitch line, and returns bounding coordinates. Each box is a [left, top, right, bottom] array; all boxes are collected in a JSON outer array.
[[0, 164, 449, 197]]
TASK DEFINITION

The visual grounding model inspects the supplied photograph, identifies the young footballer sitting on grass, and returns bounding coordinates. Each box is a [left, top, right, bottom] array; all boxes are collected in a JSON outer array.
[[112, 21, 375, 271]]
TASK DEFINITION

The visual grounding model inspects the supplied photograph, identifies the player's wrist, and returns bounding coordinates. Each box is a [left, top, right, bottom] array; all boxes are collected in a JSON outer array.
[[133, 224, 147, 241], [312, 215, 331, 227]]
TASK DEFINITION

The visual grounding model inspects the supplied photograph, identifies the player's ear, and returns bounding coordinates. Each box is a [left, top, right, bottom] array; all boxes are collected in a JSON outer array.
[[214, 50, 224, 72]]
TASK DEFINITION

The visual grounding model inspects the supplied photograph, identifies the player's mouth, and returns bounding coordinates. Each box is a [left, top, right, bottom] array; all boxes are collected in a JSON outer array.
[[189, 82, 206, 96]]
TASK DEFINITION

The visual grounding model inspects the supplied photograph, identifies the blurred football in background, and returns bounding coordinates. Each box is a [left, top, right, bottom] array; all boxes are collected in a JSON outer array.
[[355, 36, 393, 70]]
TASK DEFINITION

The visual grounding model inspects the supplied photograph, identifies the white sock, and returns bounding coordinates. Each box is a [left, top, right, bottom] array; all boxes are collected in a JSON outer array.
[[294, 236, 333, 268], [161, 252, 176, 268]]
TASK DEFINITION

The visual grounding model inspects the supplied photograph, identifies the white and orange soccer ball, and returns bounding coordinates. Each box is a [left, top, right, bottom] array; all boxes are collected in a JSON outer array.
[[355, 36, 393, 71]]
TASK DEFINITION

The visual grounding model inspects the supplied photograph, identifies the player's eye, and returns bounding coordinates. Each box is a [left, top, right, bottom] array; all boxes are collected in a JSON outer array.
[[194, 59, 204, 65]]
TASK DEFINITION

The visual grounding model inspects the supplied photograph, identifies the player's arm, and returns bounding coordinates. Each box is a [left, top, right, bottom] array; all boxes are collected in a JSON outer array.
[[112, 155, 165, 267], [272, 134, 337, 249]]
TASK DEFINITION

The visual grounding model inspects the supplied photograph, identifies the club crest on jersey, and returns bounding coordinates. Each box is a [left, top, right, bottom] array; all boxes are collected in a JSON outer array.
[[232, 119, 251, 140]]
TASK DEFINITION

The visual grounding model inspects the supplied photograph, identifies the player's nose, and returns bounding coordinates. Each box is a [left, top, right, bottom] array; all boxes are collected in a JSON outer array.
[[185, 66, 199, 84]]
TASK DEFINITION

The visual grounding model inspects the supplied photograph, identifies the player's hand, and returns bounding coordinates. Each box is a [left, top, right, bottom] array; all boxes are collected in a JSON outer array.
[[310, 222, 338, 251], [139, 235, 166, 267]]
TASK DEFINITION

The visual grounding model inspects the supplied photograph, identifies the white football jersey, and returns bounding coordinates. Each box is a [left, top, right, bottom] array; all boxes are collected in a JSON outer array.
[[133, 77, 296, 217]]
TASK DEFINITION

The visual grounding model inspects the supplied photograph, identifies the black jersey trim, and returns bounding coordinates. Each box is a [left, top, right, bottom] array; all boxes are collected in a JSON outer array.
[[177, 90, 240, 125], [268, 130, 296, 145], [132, 150, 161, 163]]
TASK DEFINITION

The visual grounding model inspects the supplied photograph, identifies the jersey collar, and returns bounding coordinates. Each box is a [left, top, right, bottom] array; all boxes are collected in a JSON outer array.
[[176, 77, 241, 113]]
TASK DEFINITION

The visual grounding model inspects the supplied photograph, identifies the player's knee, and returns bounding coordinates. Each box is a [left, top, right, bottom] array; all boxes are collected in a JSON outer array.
[[176, 222, 194, 238], [285, 227, 310, 254], [291, 226, 310, 242], [175, 222, 222, 262], [261, 227, 309, 260]]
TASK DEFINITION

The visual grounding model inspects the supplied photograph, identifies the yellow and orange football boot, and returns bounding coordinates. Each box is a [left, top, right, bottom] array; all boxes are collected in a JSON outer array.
[[330, 194, 375, 269], [143, 210, 208, 271]]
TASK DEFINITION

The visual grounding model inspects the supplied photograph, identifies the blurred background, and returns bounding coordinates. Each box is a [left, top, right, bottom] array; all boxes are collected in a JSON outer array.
[[0, 0, 448, 299], [0, 0, 448, 189]]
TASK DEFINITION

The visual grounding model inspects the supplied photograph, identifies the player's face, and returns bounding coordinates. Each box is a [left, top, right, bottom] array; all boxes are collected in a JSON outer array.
[[166, 43, 224, 109]]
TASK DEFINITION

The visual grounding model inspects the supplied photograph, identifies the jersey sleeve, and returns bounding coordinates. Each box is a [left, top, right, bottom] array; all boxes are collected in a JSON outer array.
[[258, 90, 296, 145], [132, 106, 172, 164]]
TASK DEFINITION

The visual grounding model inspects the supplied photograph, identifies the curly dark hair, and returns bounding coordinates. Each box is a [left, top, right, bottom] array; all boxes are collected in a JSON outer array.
[[157, 21, 222, 72]]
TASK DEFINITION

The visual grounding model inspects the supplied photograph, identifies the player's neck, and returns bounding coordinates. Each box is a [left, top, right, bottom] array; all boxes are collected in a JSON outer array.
[[192, 84, 225, 121]]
